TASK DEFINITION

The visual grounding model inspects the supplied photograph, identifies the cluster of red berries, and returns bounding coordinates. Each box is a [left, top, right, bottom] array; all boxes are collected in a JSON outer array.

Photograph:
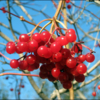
[[65, 0, 71, 9], [92, 85, 100, 97], [6, 29, 95, 89]]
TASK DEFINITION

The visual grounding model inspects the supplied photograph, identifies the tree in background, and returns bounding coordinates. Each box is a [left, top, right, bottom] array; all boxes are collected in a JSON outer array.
[[0, 0, 100, 99]]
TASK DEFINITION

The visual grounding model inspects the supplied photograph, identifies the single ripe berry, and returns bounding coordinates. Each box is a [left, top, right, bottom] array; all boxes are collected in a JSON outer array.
[[62, 81, 72, 89], [19, 60, 28, 70], [85, 53, 95, 63], [66, 0, 70, 3], [17, 42, 28, 52], [98, 85, 100, 90], [37, 46, 48, 57], [21, 85, 24, 88], [6, 42, 16, 54], [58, 72, 68, 82], [76, 63, 87, 74], [10, 59, 19, 69], [50, 42, 61, 53], [66, 57, 77, 68], [78, 54, 86, 62], [67, 5, 71, 9], [19, 34, 29, 42], [57, 36, 68, 46], [28, 40, 38, 52], [10, 88, 13, 91], [66, 29, 76, 42], [61, 48, 71, 59], [92, 91, 96, 96], [75, 74, 85, 82], [52, 52, 62, 62], [26, 54, 36, 65], [32, 33, 41, 43], [51, 68, 61, 79], [40, 31, 50, 42]]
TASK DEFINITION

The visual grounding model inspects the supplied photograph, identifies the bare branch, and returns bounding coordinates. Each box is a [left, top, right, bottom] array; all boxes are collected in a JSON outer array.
[[7, 0, 17, 40]]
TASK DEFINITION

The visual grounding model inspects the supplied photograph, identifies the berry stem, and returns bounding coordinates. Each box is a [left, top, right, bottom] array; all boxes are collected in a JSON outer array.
[[82, 44, 95, 53], [0, 52, 12, 60], [0, 72, 39, 77]]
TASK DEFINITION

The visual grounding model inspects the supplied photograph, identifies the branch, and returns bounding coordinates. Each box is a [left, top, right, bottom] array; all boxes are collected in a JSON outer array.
[[0, 73, 39, 77], [76, 90, 87, 99], [7, 0, 17, 40], [14, 0, 40, 32], [0, 31, 13, 42], [0, 23, 21, 35], [53, 82, 61, 99], [76, 23, 100, 41], [50, 0, 63, 33]]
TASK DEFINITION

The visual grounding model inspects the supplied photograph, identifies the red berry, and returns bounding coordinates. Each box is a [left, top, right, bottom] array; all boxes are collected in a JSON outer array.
[[52, 52, 62, 62], [66, 0, 70, 3], [28, 40, 38, 52], [51, 68, 61, 78], [58, 72, 68, 82], [37, 46, 48, 57], [70, 66, 79, 76], [44, 48, 52, 58], [98, 85, 100, 90], [61, 48, 71, 59], [32, 33, 41, 43], [21, 85, 24, 88], [75, 74, 85, 82], [17, 42, 28, 52], [55, 63, 65, 70], [39, 72, 47, 79], [66, 57, 77, 68], [19, 34, 29, 42], [32, 62, 39, 70], [27, 64, 34, 71], [50, 42, 61, 53], [76, 63, 87, 74], [62, 81, 72, 89], [66, 29, 76, 42], [56, 36, 68, 46], [19, 60, 28, 70], [72, 44, 82, 53], [40, 31, 50, 42], [48, 75, 56, 82], [78, 54, 86, 62], [1, 7, 6, 13], [92, 91, 96, 96], [26, 54, 36, 65], [16, 46, 23, 54], [6, 42, 16, 54], [85, 53, 95, 63], [10, 59, 19, 69], [67, 5, 71, 9], [67, 73, 74, 81], [10, 88, 13, 91]]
